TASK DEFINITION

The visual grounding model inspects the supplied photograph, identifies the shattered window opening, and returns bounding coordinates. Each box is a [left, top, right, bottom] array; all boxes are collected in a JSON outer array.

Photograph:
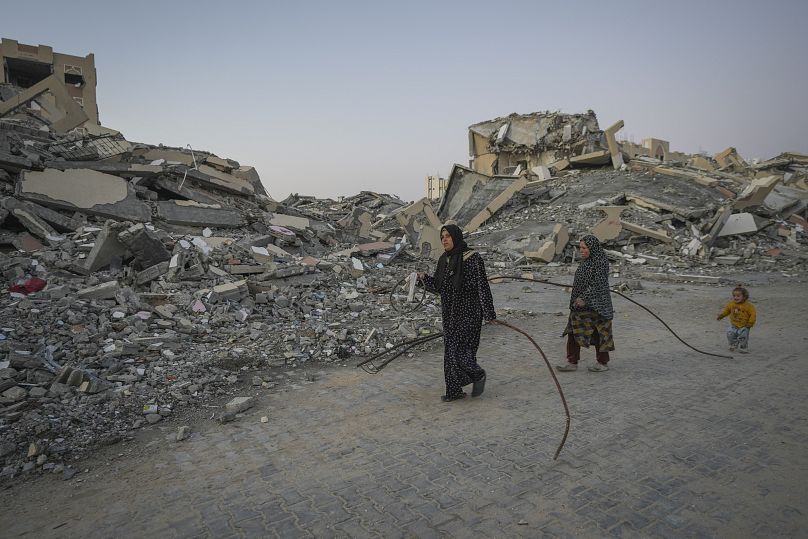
[[4, 57, 52, 88], [64, 73, 85, 86]]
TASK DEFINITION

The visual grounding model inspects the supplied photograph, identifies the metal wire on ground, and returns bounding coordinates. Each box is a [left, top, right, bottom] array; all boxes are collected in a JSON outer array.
[[355, 332, 444, 374], [491, 275, 733, 360], [488, 319, 570, 460], [387, 272, 429, 315]]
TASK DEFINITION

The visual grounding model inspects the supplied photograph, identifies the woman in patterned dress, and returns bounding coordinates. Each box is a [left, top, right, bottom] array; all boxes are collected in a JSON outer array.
[[418, 225, 496, 401], [556, 235, 615, 372]]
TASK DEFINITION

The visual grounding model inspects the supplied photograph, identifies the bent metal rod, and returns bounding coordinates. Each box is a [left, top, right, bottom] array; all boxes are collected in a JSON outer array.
[[355, 319, 570, 460]]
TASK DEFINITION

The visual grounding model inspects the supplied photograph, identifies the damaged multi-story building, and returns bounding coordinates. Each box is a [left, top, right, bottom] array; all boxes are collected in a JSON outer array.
[[467, 110, 608, 176], [1, 38, 98, 131]]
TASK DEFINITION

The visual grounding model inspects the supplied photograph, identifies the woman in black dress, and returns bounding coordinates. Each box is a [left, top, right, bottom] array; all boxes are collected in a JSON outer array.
[[418, 225, 496, 401]]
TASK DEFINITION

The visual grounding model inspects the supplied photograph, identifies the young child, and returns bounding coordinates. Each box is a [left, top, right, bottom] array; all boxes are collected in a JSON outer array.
[[716, 285, 756, 353]]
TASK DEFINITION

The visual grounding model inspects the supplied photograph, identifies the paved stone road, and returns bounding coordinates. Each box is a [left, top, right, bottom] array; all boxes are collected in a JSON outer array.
[[3, 279, 807, 538]]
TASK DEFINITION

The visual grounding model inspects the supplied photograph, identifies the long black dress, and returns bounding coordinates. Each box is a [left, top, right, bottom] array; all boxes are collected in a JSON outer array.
[[423, 251, 496, 397]]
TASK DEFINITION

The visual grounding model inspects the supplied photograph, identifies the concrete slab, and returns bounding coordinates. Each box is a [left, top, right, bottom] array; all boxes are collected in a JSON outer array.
[[718, 213, 759, 237], [525, 240, 555, 262], [77, 280, 120, 300], [734, 176, 780, 209], [553, 223, 569, 255], [152, 177, 223, 206], [156, 201, 244, 228], [43, 161, 163, 178], [13, 232, 44, 252], [203, 155, 233, 172], [438, 165, 527, 232], [267, 213, 310, 230], [117, 223, 171, 269], [531, 165, 552, 181], [591, 206, 626, 242], [1, 198, 57, 241], [0, 75, 88, 132], [84, 224, 129, 272], [18, 169, 151, 222], [0, 151, 34, 173], [22, 201, 79, 231], [355, 241, 395, 256], [196, 165, 255, 196], [570, 150, 611, 166], [604, 120, 625, 170], [620, 220, 673, 243], [136, 261, 170, 285], [135, 148, 195, 167]]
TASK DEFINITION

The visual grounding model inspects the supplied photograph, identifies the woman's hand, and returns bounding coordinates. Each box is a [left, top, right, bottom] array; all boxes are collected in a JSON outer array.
[[417, 272, 426, 282], [574, 297, 585, 308]]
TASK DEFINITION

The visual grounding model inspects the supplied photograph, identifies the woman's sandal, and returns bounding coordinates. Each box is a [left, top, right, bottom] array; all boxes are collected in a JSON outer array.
[[441, 392, 466, 402]]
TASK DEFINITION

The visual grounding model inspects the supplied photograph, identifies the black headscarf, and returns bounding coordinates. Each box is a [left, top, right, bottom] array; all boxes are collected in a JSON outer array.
[[570, 234, 613, 319], [433, 224, 469, 292]]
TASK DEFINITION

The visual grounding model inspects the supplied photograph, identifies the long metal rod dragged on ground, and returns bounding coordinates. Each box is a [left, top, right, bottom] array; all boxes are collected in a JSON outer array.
[[355, 319, 570, 459], [488, 319, 570, 460], [493, 275, 733, 360]]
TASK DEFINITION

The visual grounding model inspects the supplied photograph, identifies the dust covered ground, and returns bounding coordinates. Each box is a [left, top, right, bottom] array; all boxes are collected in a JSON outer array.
[[1, 273, 807, 538]]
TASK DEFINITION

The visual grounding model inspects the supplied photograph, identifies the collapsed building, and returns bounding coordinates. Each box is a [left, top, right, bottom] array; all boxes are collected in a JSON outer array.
[[1, 38, 807, 482], [417, 110, 808, 269]]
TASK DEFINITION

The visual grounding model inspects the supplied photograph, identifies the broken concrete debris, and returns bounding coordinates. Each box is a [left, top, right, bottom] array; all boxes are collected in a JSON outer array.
[[3, 51, 808, 484]]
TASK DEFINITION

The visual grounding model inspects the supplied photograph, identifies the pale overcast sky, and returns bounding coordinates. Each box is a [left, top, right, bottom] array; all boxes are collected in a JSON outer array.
[[3, 0, 807, 201]]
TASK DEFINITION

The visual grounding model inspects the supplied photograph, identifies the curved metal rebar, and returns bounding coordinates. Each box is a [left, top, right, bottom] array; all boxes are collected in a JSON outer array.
[[355, 332, 444, 373], [488, 319, 570, 460], [492, 275, 733, 359], [388, 273, 429, 315]]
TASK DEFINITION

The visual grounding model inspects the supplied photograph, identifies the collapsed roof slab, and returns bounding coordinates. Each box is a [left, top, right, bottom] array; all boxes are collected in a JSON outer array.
[[18, 168, 151, 222], [152, 177, 224, 206], [559, 170, 725, 220], [156, 200, 244, 228], [43, 161, 164, 178], [438, 165, 527, 232], [734, 176, 780, 210], [133, 148, 196, 167], [569, 150, 611, 167], [620, 220, 673, 243], [0, 151, 34, 173], [0, 75, 89, 132], [1, 197, 57, 241], [762, 185, 808, 215], [168, 166, 255, 197]]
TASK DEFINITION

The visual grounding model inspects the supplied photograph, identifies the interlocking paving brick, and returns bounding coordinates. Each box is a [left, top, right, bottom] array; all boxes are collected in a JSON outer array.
[[2, 281, 807, 538]]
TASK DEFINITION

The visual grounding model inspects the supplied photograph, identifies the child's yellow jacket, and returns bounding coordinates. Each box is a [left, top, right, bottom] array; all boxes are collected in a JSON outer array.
[[718, 301, 756, 328]]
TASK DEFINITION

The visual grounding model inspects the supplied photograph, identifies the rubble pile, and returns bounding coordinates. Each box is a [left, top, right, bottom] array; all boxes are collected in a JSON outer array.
[[473, 166, 808, 276], [2, 70, 807, 483], [442, 111, 808, 277], [0, 84, 446, 481]]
